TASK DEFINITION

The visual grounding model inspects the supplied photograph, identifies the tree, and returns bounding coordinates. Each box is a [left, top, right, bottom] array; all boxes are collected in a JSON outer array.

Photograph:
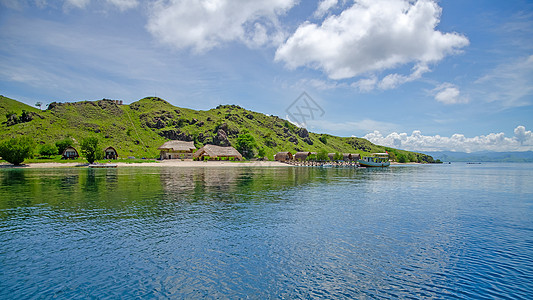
[[80, 137, 102, 163], [317, 149, 329, 161], [39, 144, 58, 158], [55, 138, 74, 155], [257, 147, 266, 159], [319, 135, 328, 144], [0, 137, 34, 165], [235, 133, 257, 159], [397, 153, 408, 163], [35, 102, 42, 110], [333, 152, 343, 161]]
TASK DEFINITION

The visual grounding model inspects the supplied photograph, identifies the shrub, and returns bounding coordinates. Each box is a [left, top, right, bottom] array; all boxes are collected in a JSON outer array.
[[0, 137, 35, 165], [397, 153, 407, 163], [55, 138, 74, 155], [39, 144, 58, 158], [235, 133, 257, 159], [317, 149, 329, 161], [257, 147, 266, 159], [319, 135, 327, 144], [80, 137, 103, 163]]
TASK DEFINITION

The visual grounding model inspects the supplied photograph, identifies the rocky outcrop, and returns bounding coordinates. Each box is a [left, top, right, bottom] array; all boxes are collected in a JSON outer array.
[[213, 129, 230, 146], [158, 129, 193, 141], [297, 128, 309, 138]]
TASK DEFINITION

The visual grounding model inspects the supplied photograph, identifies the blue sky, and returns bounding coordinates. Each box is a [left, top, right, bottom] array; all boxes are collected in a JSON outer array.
[[1, 0, 532, 152]]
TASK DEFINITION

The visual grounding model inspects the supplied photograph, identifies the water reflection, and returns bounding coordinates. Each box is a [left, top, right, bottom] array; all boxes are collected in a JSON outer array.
[[1, 164, 532, 299]]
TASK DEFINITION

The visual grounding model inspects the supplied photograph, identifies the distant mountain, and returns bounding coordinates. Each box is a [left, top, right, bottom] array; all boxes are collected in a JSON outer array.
[[0, 95, 435, 162], [426, 151, 533, 162]]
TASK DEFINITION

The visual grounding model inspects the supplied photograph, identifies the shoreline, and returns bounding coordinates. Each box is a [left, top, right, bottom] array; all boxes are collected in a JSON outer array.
[[0, 160, 293, 169], [0, 161, 432, 169]]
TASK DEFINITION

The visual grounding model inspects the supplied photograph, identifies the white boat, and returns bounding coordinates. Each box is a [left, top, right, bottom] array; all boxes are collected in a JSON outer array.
[[357, 153, 390, 167], [88, 163, 118, 168]]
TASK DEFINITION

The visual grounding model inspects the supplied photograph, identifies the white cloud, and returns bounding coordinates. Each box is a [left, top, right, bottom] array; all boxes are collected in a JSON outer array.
[[0, 0, 139, 10], [475, 55, 533, 107], [106, 0, 138, 11], [432, 82, 468, 104], [314, 0, 338, 18], [146, 0, 297, 52], [363, 126, 533, 152], [64, 0, 90, 9], [275, 0, 469, 82]]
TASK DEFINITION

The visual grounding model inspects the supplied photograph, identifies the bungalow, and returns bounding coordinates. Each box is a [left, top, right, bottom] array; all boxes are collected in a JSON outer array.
[[274, 152, 293, 162], [104, 146, 118, 159], [193, 144, 243, 161], [350, 153, 361, 161], [62, 146, 79, 159], [158, 140, 196, 160], [294, 151, 311, 161]]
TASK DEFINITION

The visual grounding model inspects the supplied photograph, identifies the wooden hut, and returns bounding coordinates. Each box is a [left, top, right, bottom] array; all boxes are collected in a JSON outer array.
[[158, 141, 196, 160], [274, 152, 293, 162], [62, 146, 79, 159], [193, 144, 243, 161], [104, 146, 118, 159], [350, 153, 361, 161], [294, 151, 311, 161]]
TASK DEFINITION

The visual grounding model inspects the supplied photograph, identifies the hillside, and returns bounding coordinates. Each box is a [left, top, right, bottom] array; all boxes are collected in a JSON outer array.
[[0, 95, 435, 162]]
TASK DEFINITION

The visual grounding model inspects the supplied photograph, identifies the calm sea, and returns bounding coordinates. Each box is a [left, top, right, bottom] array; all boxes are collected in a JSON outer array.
[[1, 164, 532, 299]]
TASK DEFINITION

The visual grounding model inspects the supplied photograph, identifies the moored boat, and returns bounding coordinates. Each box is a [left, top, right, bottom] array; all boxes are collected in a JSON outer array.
[[357, 153, 390, 167], [88, 163, 118, 168]]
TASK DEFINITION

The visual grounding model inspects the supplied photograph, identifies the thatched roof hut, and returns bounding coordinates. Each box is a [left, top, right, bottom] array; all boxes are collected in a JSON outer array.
[[294, 151, 311, 161], [158, 141, 196, 152], [351, 153, 361, 161], [104, 146, 118, 159], [328, 153, 335, 161], [158, 141, 196, 159], [343, 153, 351, 161], [194, 144, 243, 161], [274, 152, 293, 161], [62, 146, 79, 159]]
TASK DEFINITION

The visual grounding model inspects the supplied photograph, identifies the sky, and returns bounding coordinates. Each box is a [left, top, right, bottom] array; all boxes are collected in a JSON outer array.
[[1, 0, 532, 152]]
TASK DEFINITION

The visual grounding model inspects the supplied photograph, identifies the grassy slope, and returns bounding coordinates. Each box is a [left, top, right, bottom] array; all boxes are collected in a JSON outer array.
[[0, 95, 434, 162]]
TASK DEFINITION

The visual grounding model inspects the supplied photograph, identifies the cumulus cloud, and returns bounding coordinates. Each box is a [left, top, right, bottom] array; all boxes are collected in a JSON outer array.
[[276, 0, 469, 82], [363, 126, 533, 152], [314, 0, 339, 18], [146, 0, 297, 52], [432, 82, 468, 104]]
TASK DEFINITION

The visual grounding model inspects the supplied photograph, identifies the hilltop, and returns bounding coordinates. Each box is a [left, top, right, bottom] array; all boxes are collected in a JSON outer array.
[[0, 95, 434, 162]]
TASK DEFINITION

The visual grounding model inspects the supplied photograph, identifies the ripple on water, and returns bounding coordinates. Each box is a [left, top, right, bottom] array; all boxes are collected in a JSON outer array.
[[1, 165, 532, 298]]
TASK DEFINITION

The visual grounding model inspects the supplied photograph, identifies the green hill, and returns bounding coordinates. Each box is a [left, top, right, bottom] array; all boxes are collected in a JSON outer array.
[[0, 95, 435, 162]]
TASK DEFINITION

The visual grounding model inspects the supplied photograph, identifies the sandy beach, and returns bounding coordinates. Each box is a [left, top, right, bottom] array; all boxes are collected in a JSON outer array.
[[0, 160, 292, 168]]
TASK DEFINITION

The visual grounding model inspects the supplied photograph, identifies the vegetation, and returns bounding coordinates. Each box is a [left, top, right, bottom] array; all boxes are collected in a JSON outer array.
[[55, 137, 74, 155], [235, 133, 257, 159], [0, 95, 435, 163], [39, 144, 58, 158], [80, 137, 102, 163], [316, 149, 329, 161], [0, 136, 34, 165]]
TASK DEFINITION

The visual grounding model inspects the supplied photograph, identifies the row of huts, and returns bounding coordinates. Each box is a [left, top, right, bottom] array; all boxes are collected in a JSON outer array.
[[60, 140, 361, 163], [158, 141, 243, 161], [62, 146, 118, 160], [274, 152, 361, 162]]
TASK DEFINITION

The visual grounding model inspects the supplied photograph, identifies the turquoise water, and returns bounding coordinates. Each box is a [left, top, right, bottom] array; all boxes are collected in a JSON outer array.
[[1, 164, 532, 298]]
